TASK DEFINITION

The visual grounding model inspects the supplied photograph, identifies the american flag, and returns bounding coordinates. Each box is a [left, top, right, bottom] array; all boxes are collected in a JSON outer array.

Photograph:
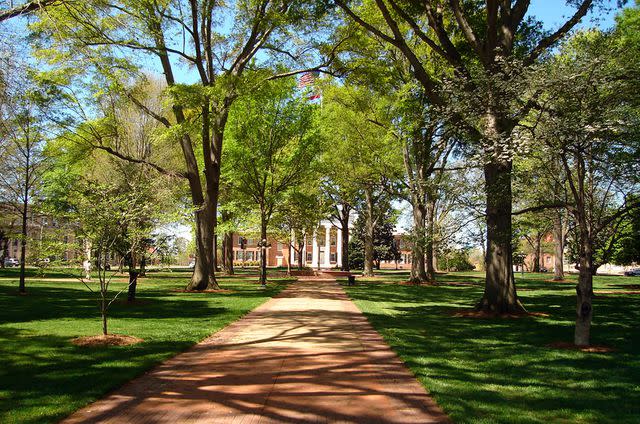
[[297, 71, 319, 88], [298, 71, 321, 101]]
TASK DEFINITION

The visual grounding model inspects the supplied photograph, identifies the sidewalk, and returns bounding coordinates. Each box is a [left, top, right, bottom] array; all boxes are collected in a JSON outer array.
[[62, 278, 450, 423]]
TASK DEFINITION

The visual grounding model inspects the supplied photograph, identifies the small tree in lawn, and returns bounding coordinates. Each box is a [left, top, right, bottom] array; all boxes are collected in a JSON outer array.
[[76, 181, 155, 335], [533, 27, 640, 346], [224, 78, 321, 286]]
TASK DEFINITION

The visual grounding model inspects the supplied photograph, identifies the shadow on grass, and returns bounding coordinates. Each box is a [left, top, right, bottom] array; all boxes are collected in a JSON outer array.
[[0, 279, 286, 423], [346, 280, 640, 424]]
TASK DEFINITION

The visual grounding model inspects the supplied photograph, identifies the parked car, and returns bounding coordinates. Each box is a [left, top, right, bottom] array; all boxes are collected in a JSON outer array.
[[3, 258, 19, 267], [624, 268, 640, 277]]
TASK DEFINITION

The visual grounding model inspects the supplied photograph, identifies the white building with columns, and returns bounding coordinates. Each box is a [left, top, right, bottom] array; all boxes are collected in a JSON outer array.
[[289, 219, 343, 269]]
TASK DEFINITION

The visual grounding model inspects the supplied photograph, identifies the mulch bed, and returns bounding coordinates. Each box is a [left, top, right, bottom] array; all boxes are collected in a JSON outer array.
[[594, 291, 640, 296], [606, 284, 640, 290], [170, 289, 236, 294], [71, 334, 144, 347], [546, 341, 615, 353], [450, 309, 550, 319], [436, 281, 479, 287]]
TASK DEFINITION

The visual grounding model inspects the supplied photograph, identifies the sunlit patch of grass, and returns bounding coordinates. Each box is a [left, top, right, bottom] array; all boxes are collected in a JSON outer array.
[[345, 271, 640, 424]]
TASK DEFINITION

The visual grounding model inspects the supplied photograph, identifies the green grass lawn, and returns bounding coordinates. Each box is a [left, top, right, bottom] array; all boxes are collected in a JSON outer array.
[[0, 269, 289, 424], [345, 271, 640, 424]]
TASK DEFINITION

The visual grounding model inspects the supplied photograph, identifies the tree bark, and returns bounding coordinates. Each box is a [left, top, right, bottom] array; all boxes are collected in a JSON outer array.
[[477, 161, 524, 313], [575, 222, 593, 346], [363, 188, 375, 277], [297, 239, 304, 270], [223, 231, 234, 275], [127, 253, 139, 303], [532, 234, 541, 273], [18, 201, 28, 294], [409, 203, 429, 283], [139, 255, 146, 277], [425, 196, 436, 282], [187, 205, 218, 290], [18, 158, 29, 294], [553, 213, 565, 280], [101, 294, 108, 335]]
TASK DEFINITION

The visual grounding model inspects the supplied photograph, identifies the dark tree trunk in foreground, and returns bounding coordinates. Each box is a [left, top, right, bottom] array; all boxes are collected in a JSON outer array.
[[553, 214, 565, 280], [127, 270, 139, 302], [188, 204, 219, 290], [477, 161, 524, 313], [575, 223, 594, 346], [125, 252, 139, 302]]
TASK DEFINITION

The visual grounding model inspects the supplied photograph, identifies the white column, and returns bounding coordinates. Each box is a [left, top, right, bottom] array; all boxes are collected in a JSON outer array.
[[324, 224, 331, 268], [336, 226, 342, 267], [312, 230, 319, 268]]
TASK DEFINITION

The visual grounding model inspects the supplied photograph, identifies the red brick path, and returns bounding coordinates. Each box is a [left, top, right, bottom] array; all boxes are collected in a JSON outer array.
[[62, 279, 450, 423]]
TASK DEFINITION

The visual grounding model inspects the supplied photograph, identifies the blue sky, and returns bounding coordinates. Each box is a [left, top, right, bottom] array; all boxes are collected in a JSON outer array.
[[529, 0, 623, 30]]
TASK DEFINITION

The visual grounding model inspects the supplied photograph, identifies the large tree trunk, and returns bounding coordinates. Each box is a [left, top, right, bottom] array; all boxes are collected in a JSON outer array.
[[425, 196, 436, 282], [363, 189, 375, 277], [409, 203, 429, 283], [127, 253, 139, 303], [154, 34, 220, 292], [575, 225, 594, 346], [553, 215, 565, 280], [532, 234, 541, 273], [223, 231, 234, 275], [187, 205, 218, 290], [477, 160, 524, 313], [340, 207, 350, 271]]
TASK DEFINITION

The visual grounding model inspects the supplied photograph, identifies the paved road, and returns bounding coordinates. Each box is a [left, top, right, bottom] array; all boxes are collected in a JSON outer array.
[[62, 278, 450, 423]]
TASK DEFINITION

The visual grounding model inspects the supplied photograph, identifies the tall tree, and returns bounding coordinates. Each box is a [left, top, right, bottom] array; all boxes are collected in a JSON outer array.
[[223, 79, 321, 285], [31, 0, 334, 290], [534, 25, 640, 346], [335, 0, 603, 313], [320, 83, 403, 276], [0, 89, 46, 294]]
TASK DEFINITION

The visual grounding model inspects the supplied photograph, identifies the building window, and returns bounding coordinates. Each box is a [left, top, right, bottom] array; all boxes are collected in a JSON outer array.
[[330, 253, 337, 263], [277, 242, 283, 251], [306, 253, 312, 262]]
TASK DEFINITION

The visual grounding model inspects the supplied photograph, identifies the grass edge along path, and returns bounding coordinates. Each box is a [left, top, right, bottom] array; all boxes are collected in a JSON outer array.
[[0, 271, 289, 424], [344, 271, 640, 424]]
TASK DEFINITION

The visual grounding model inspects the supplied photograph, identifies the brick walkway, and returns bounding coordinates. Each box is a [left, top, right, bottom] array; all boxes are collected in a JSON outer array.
[[62, 279, 450, 423]]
